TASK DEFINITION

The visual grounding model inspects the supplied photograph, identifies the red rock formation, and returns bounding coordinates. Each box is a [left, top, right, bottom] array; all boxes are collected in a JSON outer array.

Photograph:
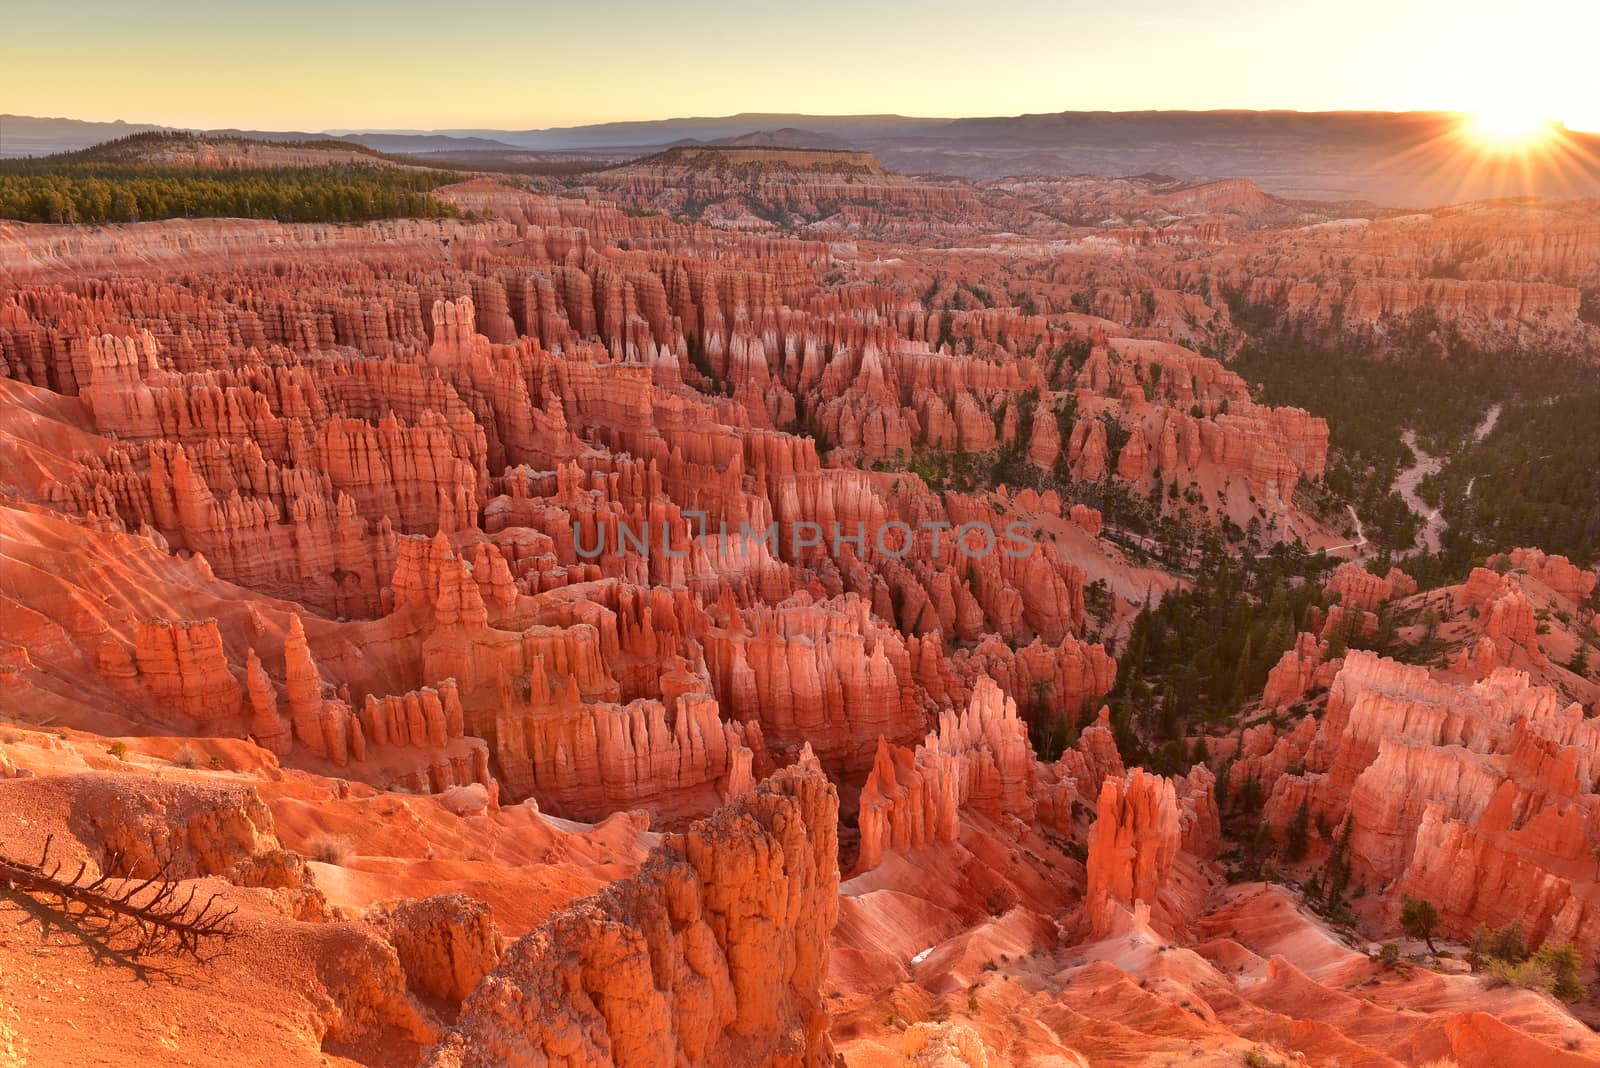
[[1083, 769, 1181, 936], [1219, 201, 1600, 355], [581, 146, 979, 234], [283, 613, 355, 764], [0, 720, 679, 1065], [1229, 714, 1320, 808], [1261, 648, 1600, 959], [424, 760, 839, 1067], [1261, 631, 1339, 709], [1495, 547, 1598, 605], [1324, 562, 1403, 615], [855, 676, 1037, 872], [244, 647, 291, 755], [900, 1023, 997, 1068], [133, 617, 242, 724], [1052, 705, 1125, 798], [492, 676, 769, 824], [1067, 502, 1102, 537], [1398, 785, 1600, 963], [1067, 417, 1109, 482], [1026, 404, 1062, 470], [1247, 275, 1582, 337], [1178, 763, 1222, 859], [366, 893, 503, 1007], [1460, 566, 1547, 667]]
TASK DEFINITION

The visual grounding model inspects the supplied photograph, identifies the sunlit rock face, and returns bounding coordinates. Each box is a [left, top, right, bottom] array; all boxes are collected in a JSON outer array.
[[423, 759, 841, 1068]]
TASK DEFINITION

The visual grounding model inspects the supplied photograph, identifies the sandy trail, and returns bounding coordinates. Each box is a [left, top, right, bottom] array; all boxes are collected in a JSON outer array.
[[1391, 403, 1500, 556]]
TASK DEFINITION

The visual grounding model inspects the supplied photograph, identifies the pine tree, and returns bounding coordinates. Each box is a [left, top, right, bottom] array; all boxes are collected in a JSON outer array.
[[1284, 798, 1311, 861], [1242, 774, 1264, 811], [1400, 896, 1440, 952], [1324, 819, 1353, 914], [1232, 632, 1255, 704]]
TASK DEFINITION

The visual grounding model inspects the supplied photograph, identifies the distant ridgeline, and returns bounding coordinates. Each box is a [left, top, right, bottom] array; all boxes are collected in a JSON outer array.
[[0, 131, 464, 223]]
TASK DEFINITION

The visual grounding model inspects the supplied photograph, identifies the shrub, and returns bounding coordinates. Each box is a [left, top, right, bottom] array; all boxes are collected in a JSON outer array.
[[1379, 943, 1402, 965], [1470, 920, 1530, 965], [1483, 956, 1555, 994], [106, 740, 128, 761], [303, 833, 354, 866], [1532, 942, 1587, 1001], [172, 744, 203, 769]]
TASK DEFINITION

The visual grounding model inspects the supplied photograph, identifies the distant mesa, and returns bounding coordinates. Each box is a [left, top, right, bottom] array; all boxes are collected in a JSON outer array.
[[46, 130, 404, 170], [706, 127, 854, 150], [612, 142, 888, 176]]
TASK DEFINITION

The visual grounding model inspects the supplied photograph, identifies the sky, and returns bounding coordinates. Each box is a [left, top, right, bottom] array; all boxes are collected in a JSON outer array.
[[5, 0, 1598, 132]]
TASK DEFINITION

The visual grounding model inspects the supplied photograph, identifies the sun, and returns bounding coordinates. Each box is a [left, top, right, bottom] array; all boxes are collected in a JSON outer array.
[[1467, 107, 1555, 148]]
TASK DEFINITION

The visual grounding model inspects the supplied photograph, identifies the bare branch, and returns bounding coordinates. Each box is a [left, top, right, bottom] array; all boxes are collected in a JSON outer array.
[[0, 837, 238, 970]]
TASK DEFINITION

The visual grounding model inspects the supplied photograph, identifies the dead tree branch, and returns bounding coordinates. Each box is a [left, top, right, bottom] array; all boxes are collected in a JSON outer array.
[[0, 834, 238, 966]]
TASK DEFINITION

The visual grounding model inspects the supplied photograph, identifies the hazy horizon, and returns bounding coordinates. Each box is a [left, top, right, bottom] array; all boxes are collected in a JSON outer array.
[[6, 0, 1597, 133], [15, 105, 1597, 139]]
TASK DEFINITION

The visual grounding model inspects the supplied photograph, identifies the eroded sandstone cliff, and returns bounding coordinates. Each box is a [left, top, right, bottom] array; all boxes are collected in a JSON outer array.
[[424, 759, 839, 1067]]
